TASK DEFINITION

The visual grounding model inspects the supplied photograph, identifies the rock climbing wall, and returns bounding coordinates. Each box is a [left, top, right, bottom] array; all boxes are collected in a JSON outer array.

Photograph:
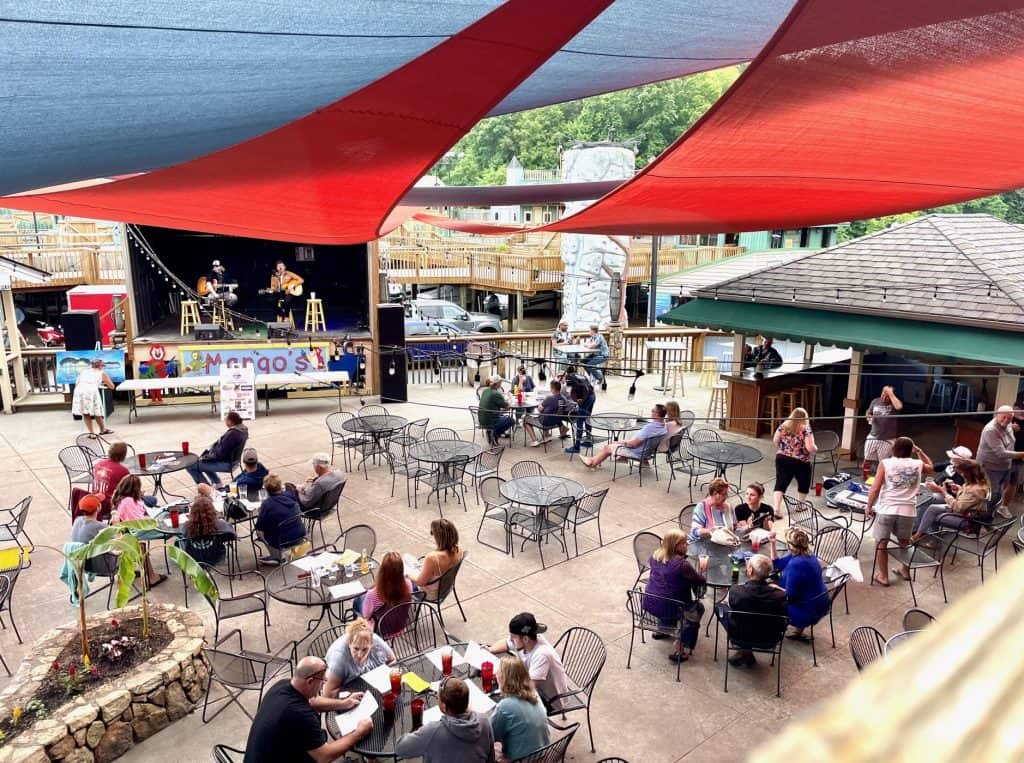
[[560, 143, 634, 331]]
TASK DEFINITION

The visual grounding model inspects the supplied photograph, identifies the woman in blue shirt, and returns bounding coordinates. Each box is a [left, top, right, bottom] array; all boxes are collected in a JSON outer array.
[[491, 656, 549, 761], [769, 526, 828, 640]]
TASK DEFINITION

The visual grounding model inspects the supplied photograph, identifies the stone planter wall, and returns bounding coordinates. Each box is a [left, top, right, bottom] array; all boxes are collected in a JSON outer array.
[[0, 604, 208, 763]]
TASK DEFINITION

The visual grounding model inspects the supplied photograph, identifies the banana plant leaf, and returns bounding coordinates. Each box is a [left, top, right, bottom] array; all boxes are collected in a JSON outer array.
[[167, 545, 219, 601]]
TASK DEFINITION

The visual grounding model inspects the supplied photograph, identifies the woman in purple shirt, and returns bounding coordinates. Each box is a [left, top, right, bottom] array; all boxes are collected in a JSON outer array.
[[642, 529, 706, 664]]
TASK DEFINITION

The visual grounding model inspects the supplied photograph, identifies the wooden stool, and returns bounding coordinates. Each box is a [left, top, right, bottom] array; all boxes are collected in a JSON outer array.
[[698, 356, 719, 388], [304, 297, 326, 334], [667, 363, 686, 398], [801, 384, 824, 417], [708, 383, 728, 422], [211, 300, 235, 332], [763, 393, 783, 436], [180, 300, 200, 336]]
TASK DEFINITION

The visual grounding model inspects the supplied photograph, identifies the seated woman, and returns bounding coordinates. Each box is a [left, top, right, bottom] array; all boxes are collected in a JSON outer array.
[[768, 527, 828, 640], [689, 478, 739, 541], [110, 475, 167, 587], [658, 401, 685, 453], [514, 366, 535, 393], [323, 617, 397, 697], [254, 474, 305, 564], [491, 656, 550, 762], [177, 495, 237, 566], [642, 529, 706, 664], [407, 518, 463, 601], [356, 551, 413, 631], [914, 458, 992, 542], [734, 483, 774, 533]]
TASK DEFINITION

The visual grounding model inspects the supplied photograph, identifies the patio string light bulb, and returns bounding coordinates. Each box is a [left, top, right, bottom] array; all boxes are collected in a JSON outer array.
[[389, 359, 396, 376]]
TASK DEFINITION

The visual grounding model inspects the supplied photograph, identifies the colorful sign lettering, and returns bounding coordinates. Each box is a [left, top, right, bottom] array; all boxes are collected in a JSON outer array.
[[178, 343, 329, 377]]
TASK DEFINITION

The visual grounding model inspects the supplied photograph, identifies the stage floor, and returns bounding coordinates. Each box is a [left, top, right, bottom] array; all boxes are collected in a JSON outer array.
[[135, 315, 372, 344]]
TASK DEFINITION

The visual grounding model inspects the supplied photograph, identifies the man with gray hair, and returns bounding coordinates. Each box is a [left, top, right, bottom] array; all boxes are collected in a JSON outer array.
[[477, 374, 514, 445], [244, 656, 371, 763], [290, 453, 346, 511], [715, 553, 787, 668]]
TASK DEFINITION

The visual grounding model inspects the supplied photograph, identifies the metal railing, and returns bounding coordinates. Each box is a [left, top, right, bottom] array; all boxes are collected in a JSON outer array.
[[21, 349, 66, 394]]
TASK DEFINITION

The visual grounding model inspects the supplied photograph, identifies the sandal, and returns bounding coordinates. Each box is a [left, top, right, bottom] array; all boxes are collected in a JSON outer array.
[[99, 429, 114, 435], [668, 653, 689, 663], [892, 567, 912, 582]]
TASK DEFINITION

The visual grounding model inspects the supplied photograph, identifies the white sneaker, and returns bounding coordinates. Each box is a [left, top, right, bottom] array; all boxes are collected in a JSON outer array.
[[996, 505, 1013, 519]]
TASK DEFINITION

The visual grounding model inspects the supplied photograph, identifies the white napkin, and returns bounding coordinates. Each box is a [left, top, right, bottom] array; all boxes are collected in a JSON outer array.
[[828, 555, 863, 583]]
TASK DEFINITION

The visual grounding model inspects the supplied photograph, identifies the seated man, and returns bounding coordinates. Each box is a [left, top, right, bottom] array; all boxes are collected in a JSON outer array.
[[524, 380, 568, 446], [580, 404, 667, 468], [394, 677, 495, 762], [550, 320, 572, 352], [290, 453, 346, 511], [234, 448, 269, 494], [187, 411, 248, 487], [244, 656, 371, 763], [488, 612, 570, 711], [478, 375, 514, 445], [581, 325, 609, 383], [91, 442, 157, 516], [254, 474, 305, 564], [70, 493, 117, 576], [715, 554, 788, 667]]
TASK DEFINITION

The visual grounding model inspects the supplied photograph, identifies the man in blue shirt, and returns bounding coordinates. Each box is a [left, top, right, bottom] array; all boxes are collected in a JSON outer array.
[[582, 325, 609, 383], [580, 404, 667, 468]]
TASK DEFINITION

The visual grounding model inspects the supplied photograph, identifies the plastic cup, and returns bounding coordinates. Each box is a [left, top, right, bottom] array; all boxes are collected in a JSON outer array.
[[181, 441, 189, 455], [137, 453, 147, 469], [480, 661, 494, 693], [382, 690, 397, 714], [440, 647, 453, 677], [228, 484, 238, 497], [751, 537, 760, 553], [410, 698, 424, 729], [815, 481, 823, 497], [389, 668, 402, 695], [169, 509, 180, 529], [698, 554, 709, 572]]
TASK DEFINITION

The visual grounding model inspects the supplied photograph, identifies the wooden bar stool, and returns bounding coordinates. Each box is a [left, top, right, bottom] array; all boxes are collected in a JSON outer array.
[[304, 296, 326, 334], [780, 389, 797, 415], [212, 300, 235, 332], [708, 383, 728, 422], [667, 364, 686, 398], [802, 384, 824, 417], [180, 300, 200, 336], [763, 393, 783, 435], [698, 356, 718, 388]]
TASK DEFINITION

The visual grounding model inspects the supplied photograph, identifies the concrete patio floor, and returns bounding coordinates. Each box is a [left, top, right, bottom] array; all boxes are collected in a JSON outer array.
[[0, 371, 1010, 762]]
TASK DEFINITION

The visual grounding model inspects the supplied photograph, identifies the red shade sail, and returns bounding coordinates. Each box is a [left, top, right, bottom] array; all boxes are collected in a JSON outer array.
[[1, 0, 611, 244], [546, 0, 1024, 236]]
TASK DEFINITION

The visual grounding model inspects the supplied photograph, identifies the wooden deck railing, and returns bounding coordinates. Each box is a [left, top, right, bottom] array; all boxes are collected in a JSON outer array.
[[0, 222, 125, 289]]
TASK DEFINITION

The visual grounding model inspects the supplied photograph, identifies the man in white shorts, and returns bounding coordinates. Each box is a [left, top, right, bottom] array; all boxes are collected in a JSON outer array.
[[863, 385, 903, 470]]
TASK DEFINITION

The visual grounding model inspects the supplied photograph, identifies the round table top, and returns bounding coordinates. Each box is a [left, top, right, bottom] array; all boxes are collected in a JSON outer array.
[[125, 451, 198, 475], [500, 475, 585, 507], [506, 399, 538, 411], [409, 440, 483, 464], [589, 412, 642, 432], [884, 629, 921, 654], [690, 441, 763, 467], [342, 414, 408, 434], [688, 538, 753, 587], [266, 558, 376, 606], [328, 642, 496, 757]]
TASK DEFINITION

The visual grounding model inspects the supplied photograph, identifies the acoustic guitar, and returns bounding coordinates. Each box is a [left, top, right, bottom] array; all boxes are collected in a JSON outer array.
[[258, 282, 304, 297], [196, 276, 211, 296]]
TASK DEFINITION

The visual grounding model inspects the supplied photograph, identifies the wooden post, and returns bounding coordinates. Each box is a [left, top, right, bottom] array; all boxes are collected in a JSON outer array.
[[994, 369, 1020, 409], [367, 241, 381, 396], [840, 350, 863, 457], [0, 286, 15, 413], [732, 334, 746, 376]]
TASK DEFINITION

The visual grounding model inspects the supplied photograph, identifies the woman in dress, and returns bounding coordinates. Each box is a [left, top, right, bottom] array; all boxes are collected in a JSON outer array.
[[914, 458, 992, 541], [71, 358, 115, 436], [735, 483, 774, 532], [358, 551, 413, 630], [771, 407, 817, 520], [407, 518, 463, 601], [768, 526, 827, 641], [642, 529, 706, 663], [689, 478, 739, 541], [323, 617, 396, 696], [491, 656, 550, 761]]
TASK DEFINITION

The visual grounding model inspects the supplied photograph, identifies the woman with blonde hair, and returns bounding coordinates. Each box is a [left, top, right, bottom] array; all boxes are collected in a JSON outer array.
[[642, 528, 706, 663], [491, 656, 550, 761], [772, 407, 817, 520], [407, 518, 463, 600], [768, 526, 827, 640], [324, 616, 396, 696], [658, 400, 685, 453]]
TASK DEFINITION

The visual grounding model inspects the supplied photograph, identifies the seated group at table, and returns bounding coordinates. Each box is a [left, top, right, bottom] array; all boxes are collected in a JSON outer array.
[[550, 321, 609, 384], [690, 478, 775, 541]]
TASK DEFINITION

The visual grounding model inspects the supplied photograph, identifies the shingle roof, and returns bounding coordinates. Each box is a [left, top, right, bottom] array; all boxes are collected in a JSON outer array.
[[660, 250, 805, 298], [693, 214, 1024, 331]]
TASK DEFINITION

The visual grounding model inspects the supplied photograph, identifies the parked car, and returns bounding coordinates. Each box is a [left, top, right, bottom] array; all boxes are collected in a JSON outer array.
[[406, 298, 502, 333], [404, 319, 469, 363]]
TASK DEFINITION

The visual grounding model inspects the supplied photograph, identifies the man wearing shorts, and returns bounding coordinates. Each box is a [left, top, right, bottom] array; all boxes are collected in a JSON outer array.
[[865, 436, 933, 587], [863, 386, 902, 471]]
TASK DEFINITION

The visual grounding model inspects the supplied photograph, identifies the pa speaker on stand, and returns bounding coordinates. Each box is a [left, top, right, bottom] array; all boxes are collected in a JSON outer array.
[[376, 304, 407, 403]]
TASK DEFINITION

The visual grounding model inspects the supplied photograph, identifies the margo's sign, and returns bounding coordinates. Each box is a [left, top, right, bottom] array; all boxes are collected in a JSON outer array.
[[179, 343, 330, 376]]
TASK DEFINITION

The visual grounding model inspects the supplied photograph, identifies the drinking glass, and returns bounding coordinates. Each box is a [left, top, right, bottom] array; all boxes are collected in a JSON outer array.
[[411, 698, 424, 729], [698, 554, 709, 572], [440, 647, 453, 677], [389, 668, 402, 694]]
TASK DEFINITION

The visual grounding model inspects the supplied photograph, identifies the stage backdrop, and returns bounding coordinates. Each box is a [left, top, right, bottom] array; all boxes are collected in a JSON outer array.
[[56, 350, 127, 384], [179, 343, 329, 377]]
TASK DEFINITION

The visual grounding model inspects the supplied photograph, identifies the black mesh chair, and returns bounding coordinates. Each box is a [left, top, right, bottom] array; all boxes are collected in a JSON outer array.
[[327, 524, 377, 560], [849, 625, 886, 671], [676, 504, 695, 533], [566, 488, 608, 557], [626, 587, 688, 681], [631, 531, 661, 586], [464, 446, 504, 504], [811, 429, 841, 477], [548, 626, 606, 752], [306, 624, 348, 658], [387, 436, 430, 508], [376, 600, 448, 660], [300, 481, 346, 551], [212, 745, 246, 762], [902, 607, 935, 631], [938, 516, 1015, 596], [477, 476, 514, 554], [176, 533, 236, 607], [803, 572, 851, 666], [326, 411, 370, 473], [420, 456, 470, 513], [612, 435, 663, 486], [509, 721, 580, 763], [509, 497, 573, 568], [200, 564, 271, 650], [784, 495, 847, 535], [404, 417, 429, 442], [426, 427, 460, 441], [510, 460, 546, 479], [812, 525, 861, 614], [359, 404, 389, 417], [201, 629, 293, 723], [0, 497, 33, 560], [666, 437, 716, 499], [0, 548, 26, 646], [871, 538, 940, 606], [59, 446, 95, 510], [714, 610, 788, 697], [419, 552, 467, 626], [691, 428, 722, 444]]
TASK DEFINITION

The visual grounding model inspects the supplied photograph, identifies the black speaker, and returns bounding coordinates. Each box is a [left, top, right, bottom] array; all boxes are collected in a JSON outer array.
[[377, 303, 407, 402], [61, 310, 101, 351], [267, 322, 292, 339], [194, 323, 224, 341]]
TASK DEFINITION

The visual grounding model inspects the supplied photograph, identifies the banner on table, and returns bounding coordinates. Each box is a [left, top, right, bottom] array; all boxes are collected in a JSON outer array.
[[56, 349, 127, 384], [219, 365, 256, 421], [178, 343, 329, 377]]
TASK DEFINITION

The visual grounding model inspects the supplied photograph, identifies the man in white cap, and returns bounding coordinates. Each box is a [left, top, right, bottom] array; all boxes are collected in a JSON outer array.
[[290, 453, 346, 511], [207, 259, 238, 306], [976, 405, 1024, 516]]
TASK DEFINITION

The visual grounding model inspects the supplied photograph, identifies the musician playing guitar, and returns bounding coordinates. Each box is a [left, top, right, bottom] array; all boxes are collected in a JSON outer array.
[[264, 260, 304, 322]]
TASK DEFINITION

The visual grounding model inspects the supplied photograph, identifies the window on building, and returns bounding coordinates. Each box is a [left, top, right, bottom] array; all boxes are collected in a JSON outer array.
[[821, 228, 833, 248], [543, 212, 552, 223], [494, 213, 499, 221], [724, 233, 740, 246], [524, 211, 533, 222], [799, 228, 810, 248], [770, 230, 783, 249]]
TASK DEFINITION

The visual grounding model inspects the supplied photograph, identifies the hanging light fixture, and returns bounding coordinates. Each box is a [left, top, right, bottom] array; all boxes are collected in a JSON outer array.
[[388, 358, 396, 376]]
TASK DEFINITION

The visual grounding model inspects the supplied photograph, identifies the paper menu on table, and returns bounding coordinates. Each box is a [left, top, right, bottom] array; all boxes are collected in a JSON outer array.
[[421, 704, 443, 726], [359, 663, 394, 694], [335, 692, 378, 736], [290, 552, 341, 572], [466, 680, 496, 714], [336, 549, 361, 566], [402, 552, 422, 575], [327, 581, 365, 600], [425, 647, 467, 674], [461, 641, 497, 671]]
